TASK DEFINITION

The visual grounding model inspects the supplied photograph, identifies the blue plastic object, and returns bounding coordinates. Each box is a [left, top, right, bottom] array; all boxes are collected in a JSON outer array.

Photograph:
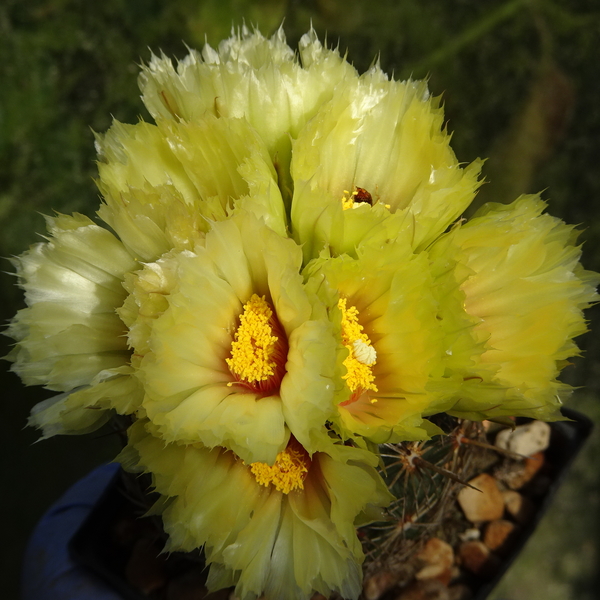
[[22, 463, 123, 600]]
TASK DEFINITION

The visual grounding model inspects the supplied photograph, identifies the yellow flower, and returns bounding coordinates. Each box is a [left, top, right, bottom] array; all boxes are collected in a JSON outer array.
[[5, 27, 599, 600], [429, 195, 599, 420], [96, 113, 286, 259], [123, 212, 340, 464], [304, 240, 446, 443], [138, 26, 355, 204], [290, 71, 482, 261], [119, 419, 392, 600], [6, 213, 142, 436], [137, 26, 481, 255]]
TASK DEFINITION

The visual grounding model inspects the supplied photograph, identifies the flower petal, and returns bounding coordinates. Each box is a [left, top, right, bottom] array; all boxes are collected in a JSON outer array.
[[127, 214, 336, 463], [139, 27, 355, 204], [7, 213, 135, 391], [305, 241, 445, 443], [121, 421, 390, 600], [96, 115, 286, 261], [291, 72, 482, 260], [430, 195, 599, 420]]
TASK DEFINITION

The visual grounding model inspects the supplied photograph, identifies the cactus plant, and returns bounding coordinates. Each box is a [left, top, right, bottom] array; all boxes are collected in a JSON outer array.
[[7, 26, 597, 600]]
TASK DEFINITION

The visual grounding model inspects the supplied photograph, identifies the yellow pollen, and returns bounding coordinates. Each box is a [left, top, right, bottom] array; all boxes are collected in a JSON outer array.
[[341, 189, 357, 210], [338, 298, 378, 393], [249, 443, 309, 494], [226, 294, 278, 384]]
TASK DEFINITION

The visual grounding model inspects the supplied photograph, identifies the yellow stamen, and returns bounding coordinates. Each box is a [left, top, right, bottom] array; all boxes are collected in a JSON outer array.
[[341, 189, 357, 210], [226, 294, 280, 387], [341, 186, 384, 210], [249, 440, 310, 494], [338, 298, 378, 393]]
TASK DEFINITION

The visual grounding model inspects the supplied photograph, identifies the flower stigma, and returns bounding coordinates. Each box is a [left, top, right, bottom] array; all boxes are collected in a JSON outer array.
[[338, 298, 378, 404], [226, 294, 287, 393], [249, 438, 311, 494]]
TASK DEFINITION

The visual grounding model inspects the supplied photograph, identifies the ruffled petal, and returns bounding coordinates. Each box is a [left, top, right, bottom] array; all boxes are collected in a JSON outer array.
[[430, 195, 599, 420], [125, 213, 337, 463], [279, 319, 342, 452], [6, 213, 134, 390], [28, 366, 143, 438], [121, 421, 390, 600], [304, 241, 445, 443], [291, 72, 482, 261], [139, 27, 356, 203], [96, 115, 286, 261]]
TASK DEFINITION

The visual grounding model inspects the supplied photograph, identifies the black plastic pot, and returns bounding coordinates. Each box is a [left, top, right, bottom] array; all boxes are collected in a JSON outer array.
[[472, 407, 593, 600]]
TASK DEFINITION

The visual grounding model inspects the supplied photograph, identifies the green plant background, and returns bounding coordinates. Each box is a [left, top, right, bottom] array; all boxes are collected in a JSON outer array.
[[1, 1, 599, 598]]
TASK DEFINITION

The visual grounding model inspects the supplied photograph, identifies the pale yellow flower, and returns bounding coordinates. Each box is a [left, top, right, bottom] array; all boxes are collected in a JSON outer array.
[[96, 113, 286, 260], [6, 213, 142, 436], [138, 26, 356, 202], [429, 195, 599, 420], [122, 212, 340, 464], [304, 240, 446, 443], [119, 419, 392, 600], [290, 72, 482, 261], [137, 27, 482, 256]]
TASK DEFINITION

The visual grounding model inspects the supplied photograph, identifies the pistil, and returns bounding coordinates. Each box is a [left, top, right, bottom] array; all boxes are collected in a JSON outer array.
[[338, 297, 378, 402]]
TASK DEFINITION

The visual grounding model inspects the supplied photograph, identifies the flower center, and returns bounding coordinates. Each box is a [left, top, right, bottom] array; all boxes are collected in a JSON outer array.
[[249, 438, 311, 494], [338, 297, 378, 396], [341, 186, 390, 210], [226, 294, 287, 394], [342, 187, 372, 210]]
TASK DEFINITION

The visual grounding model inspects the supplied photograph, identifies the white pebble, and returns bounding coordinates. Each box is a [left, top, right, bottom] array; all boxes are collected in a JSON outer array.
[[495, 421, 551, 456]]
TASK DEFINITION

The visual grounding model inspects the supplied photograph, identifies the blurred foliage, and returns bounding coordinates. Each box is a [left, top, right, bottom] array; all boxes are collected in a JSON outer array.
[[186, 0, 287, 44], [1, 1, 599, 599]]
